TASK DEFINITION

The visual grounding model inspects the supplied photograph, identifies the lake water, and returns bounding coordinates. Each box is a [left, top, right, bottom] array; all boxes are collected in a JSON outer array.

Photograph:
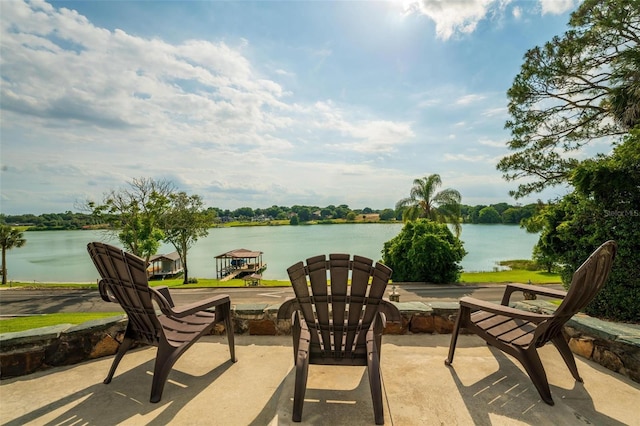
[[4, 224, 539, 282]]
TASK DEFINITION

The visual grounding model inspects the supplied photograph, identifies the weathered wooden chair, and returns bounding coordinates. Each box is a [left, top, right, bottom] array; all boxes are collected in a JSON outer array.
[[445, 240, 617, 405], [87, 241, 237, 403], [277, 254, 400, 425]]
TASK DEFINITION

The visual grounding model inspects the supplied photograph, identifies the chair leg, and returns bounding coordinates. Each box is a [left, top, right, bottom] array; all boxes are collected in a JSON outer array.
[[551, 335, 582, 382], [519, 348, 554, 405], [445, 309, 463, 366], [104, 336, 134, 384], [150, 345, 180, 403], [368, 349, 384, 425], [223, 304, 237, 363], [292, 352, 309, 422]]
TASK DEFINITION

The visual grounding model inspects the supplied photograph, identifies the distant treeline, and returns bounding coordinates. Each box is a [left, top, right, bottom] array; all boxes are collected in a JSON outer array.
[[1, 202, 538, 231]]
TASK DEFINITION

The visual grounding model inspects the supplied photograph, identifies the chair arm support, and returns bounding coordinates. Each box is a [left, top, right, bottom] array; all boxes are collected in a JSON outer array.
[[97, 279, 118, 303], [460, 297, 552, 323], [501, 283, 567, 305], [380, 300, 401, 323], [154, 286, 176, 307], [277, 297, 301, 320]]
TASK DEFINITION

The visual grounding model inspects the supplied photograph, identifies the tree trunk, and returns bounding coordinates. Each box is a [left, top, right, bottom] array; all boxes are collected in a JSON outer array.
[[1, 247, 6, 286]]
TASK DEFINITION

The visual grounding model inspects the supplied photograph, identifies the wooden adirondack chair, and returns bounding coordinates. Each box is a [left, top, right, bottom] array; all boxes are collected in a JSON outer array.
[[277, 254, 400, 425], [445, 240, 617, 405], [87, 242, 237, 403]]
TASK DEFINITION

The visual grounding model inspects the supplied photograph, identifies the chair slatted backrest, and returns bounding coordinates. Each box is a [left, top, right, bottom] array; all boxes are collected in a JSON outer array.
[[534, 240, 617, 345], [87, 242, 161, 345], [287, 254, 392, 358]]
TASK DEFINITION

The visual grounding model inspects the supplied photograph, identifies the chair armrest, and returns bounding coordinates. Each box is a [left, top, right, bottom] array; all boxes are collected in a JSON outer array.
[[172, 294, 231, 317], [501, 283, 567, 305], [277, 297, 300, 320], [460, 296, 552, 323], [150, 287, 231, 317], [380, 300, 401, 322]]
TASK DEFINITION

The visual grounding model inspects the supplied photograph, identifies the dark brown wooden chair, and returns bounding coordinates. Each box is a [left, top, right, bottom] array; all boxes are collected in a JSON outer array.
[[87, 241, 237, 403], [445, 240, 617, 405], [277, 254, 400, 425]]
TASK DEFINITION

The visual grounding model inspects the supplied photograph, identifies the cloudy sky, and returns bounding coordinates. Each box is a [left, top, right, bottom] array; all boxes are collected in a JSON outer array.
[[1, 0, 589, 215]]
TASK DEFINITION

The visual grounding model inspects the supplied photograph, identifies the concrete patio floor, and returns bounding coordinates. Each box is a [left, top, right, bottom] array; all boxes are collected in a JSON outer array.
[[1, 334, 638, 426]]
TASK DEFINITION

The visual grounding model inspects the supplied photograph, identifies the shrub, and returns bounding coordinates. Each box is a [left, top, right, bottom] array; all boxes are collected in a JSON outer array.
[[382, 219, 466, 283]]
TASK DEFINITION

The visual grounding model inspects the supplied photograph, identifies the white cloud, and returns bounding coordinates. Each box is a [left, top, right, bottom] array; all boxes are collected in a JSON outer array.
[[512, 6, 522, 19], [1, 0, 420, 213], [539, 0, 577, 15], [455, 94, 486, 106], [404, 0, 577, 39], [478, 138, 506, 148], [404, 0, 508, 40], [444, 153, 491, 162], [481, 106, 508, 117]]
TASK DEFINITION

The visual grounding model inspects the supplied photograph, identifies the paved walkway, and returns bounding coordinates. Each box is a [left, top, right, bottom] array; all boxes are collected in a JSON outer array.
[[1, 334, 638, 425]]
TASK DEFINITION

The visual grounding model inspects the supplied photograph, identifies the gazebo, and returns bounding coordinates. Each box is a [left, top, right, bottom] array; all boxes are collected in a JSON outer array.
[[215, 248, 265, 280]]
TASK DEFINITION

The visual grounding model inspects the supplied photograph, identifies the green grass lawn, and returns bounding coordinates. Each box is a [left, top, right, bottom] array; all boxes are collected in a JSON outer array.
[[0, 312, 124, 334], [4, 277, 289, 289], [1, 267, 562, 333], [459, 269, 561, 284]]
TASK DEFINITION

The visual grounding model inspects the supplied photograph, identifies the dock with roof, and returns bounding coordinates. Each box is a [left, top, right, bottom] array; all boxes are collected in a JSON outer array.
[[215, 248, 266, 281]]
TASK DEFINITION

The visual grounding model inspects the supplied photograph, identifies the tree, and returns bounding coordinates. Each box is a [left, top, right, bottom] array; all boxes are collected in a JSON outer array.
[[1, 225, 26, 285], [477, 206, 502, 224], [498, 0, 640, 198], [529, 131, 640, 321], [162, 192, 213, 284], [90, 177, 174, 263], [396, 174, 462, 236], [382, 219, 466, 283], [379, 208, 396, 221]]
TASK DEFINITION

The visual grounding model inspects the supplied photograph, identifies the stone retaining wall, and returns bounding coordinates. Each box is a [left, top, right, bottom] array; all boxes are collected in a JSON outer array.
[[2, 301, 639, 383]]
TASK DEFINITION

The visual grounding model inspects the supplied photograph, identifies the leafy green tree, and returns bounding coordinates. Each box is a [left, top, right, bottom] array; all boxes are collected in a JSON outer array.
[[379, 208, 396, 221], [346, 211, 357, 221], [297, 207, 311, 222], [162, 192, 213, 284], [0, 225, 26, 285], [396, 174, 462, 236], [289, 215, 299, 225], [89, 177, 174, 263], [232, 207, 254, 220], [531, 131, 640, 321], [498, 0, 639, 198], [382, 219, 466, 283], [477, 206, 502, 224]]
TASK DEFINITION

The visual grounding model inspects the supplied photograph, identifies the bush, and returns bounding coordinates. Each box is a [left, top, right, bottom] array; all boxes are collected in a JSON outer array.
[[382, 219, 466, 283]]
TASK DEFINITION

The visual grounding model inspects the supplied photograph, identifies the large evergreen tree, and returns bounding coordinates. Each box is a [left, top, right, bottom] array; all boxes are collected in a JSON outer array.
[[498, 0, 639, 198]]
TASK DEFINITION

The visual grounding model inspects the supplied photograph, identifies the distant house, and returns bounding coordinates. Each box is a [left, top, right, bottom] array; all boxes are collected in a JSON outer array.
[[147, 252, 183, 280]]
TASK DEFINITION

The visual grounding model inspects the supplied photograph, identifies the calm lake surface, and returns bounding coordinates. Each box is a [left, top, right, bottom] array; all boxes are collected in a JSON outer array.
[[5, 224, 539, 282]]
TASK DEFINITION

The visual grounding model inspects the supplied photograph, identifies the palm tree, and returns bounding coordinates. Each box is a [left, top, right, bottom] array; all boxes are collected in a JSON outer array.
[[1, 225, 27, 285], [395, 174, 462, 236]]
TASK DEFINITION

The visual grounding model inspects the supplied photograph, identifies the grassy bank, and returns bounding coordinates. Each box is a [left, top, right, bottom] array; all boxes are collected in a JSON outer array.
[[459, 270, 561, 284], [3, 267, 562, 289], [0, 313, 124, 334]]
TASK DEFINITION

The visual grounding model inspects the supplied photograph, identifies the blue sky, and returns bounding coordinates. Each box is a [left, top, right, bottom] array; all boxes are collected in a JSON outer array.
[[1, 0, 590, 215]]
